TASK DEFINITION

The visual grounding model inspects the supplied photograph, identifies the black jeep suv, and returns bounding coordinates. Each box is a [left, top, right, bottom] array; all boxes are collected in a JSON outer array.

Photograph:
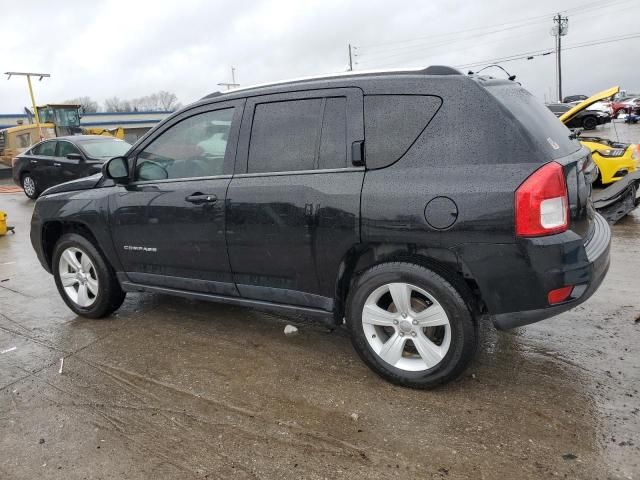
[[30, 66, 610, 388]]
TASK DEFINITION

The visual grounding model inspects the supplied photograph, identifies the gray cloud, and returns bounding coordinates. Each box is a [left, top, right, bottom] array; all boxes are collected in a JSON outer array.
[[1, 0, 638, 112]]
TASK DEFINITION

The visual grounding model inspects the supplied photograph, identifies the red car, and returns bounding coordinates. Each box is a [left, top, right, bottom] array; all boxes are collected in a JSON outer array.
[[612, 97, 640, 117]]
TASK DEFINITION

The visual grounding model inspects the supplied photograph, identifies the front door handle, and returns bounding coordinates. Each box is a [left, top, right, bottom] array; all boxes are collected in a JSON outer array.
[[53, 162, 61, 167], [185, 193, 217, 204], [30, 160, 38, 164]]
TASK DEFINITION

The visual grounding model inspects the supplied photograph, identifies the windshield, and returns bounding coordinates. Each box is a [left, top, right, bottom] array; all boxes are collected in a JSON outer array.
[[80, 139, 131, 159]]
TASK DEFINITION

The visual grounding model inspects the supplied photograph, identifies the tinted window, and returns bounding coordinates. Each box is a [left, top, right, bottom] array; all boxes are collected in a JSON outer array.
[[486, 83, 580, 159], [319, 97, 347, 169], [80, 139, 131, 159], [57, 141, 82, 157], [364, 95, 442, 169], [249, 99, 322, 173], [33, 141, 57, 156], [136, 108, 234, 181]]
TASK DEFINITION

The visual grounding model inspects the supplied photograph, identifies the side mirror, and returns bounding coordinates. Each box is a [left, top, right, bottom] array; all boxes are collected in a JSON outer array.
[[102, 156, 129, 184], [66, 153, 83, 161]]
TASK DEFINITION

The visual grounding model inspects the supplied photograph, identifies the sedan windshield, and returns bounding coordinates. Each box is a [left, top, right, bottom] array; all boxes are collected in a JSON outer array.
[[80, 139, 131, 159]]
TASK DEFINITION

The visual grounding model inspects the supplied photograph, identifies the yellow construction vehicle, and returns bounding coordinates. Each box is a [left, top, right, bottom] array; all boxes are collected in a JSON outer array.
[[0, 104, 124, 166]]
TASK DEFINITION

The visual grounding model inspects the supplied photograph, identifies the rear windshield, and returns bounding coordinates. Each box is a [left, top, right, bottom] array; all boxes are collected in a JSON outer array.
[[79, 139, 131, 159], [485, 83, 581, 159]]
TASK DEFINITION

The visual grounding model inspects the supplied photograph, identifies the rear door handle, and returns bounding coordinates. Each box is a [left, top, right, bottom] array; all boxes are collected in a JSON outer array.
[[53, 162, 61, 167], [185, 193, 217, 204], [30, 160, 38, 164]]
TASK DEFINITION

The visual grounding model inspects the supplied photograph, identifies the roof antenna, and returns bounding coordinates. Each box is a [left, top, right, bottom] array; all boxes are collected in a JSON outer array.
[[470, 64, 516, 81]]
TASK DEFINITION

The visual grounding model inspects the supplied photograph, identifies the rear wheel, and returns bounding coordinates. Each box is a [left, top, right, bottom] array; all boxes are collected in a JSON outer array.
[[22, 174, 39, 199], [52, 233, 125, 318], [582, 116, 598, 130], [346, 262, 477, 389]]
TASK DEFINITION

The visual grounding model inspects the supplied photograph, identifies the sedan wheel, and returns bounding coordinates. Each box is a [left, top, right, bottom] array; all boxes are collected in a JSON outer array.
[[22, 175, 38, 199], [362, 282, 451, 372], [58, 246, 99, 308]]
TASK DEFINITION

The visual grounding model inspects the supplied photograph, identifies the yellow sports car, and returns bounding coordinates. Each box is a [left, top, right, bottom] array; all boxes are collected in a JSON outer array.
[[559, 86, 639, 185]]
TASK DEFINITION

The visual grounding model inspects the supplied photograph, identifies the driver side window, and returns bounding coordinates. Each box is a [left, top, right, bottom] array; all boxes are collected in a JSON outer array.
[[136, 107, 235, 181]]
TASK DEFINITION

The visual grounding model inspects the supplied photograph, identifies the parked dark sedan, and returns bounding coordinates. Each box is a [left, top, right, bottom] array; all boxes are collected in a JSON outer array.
[[546, 103, 611, 130], [12, 135, 131, 199]]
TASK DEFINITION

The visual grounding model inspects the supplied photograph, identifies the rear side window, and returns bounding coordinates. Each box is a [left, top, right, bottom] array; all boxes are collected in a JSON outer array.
[[249, 99, 321, 173], [248, 96, 349, 173], [364, 95, 442, 169], [33, 141, 57, 156]]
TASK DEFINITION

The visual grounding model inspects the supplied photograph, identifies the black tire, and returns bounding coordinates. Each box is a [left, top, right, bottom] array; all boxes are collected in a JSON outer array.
[[346, 262, 477, 389], [52, 233, 125, 318], [21, 173, 40, 199], [582, 116, 598, 130]]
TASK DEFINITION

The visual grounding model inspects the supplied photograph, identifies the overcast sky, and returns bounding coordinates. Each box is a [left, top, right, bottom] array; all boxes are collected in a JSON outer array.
[[1, 0, 638, 112]]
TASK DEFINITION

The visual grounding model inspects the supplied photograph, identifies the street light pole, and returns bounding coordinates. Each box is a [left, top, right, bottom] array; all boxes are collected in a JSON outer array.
[[5, 71, 50, 140], [217, 66, 240, 91]]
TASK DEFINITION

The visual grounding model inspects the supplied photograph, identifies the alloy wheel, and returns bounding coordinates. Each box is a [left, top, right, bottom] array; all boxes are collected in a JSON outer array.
[[23, 176, 36, 197], [58, 247, 99, 307], [361, 282, 451, 372]]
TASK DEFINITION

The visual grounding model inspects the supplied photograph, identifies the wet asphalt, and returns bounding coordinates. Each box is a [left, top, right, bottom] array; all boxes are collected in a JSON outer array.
[[1, 126, 639, 479]]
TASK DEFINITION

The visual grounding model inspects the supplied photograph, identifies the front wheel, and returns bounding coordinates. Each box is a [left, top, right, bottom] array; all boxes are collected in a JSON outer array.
[[346, 263, 477, 389], [52, 233, 126, 318]]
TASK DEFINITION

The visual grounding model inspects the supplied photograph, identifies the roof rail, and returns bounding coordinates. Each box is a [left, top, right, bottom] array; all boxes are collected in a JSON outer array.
[[201, 65, 463, 100], [421, 65, 462, 75], [203, 91, 224, 99]]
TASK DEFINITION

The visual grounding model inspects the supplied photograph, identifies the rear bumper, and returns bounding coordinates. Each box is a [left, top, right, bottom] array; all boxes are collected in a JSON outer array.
[[455, 213, 611, 330], [492, 224, 610, 329]]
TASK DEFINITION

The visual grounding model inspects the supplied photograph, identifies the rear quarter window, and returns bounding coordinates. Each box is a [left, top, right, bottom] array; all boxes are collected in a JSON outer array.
[[485, 83, 581, 159], [364, 95, 442, 169]]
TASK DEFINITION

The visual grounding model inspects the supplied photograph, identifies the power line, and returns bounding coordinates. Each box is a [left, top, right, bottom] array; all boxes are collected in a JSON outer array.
[[355, 26, 546, 67], [355, 2, 637, 70], [356, 0, 634, 52], [455, 32, 640, 69]]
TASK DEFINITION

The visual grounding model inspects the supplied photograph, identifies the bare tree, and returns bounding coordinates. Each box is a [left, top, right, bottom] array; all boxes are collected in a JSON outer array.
[[129, 91, 182, 111], [103, 97, 132, 112], [103, 92, 182, 112], [63, 96, 100, 113], [156, 91, 182, 111]]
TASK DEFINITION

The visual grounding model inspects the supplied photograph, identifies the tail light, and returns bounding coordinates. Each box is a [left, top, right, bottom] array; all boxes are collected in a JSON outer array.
[[11, 157, 18, 167], [515, 162, 569, 237]]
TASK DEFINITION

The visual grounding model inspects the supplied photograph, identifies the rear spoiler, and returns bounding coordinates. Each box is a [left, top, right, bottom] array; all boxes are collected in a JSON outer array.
[[593, 171, 640, 223]]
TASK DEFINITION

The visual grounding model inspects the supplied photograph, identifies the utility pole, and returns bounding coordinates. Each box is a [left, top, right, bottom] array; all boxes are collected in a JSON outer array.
[[551, 14, 569, 102], [348, 44, 353, 71], [5, 71, 50, 140], [217, 66, 240, 91]]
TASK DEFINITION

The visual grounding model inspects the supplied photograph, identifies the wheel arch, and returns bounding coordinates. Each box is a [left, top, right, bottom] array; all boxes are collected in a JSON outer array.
[[333, 244, 485, 325], [41, 220, 112, 272]]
